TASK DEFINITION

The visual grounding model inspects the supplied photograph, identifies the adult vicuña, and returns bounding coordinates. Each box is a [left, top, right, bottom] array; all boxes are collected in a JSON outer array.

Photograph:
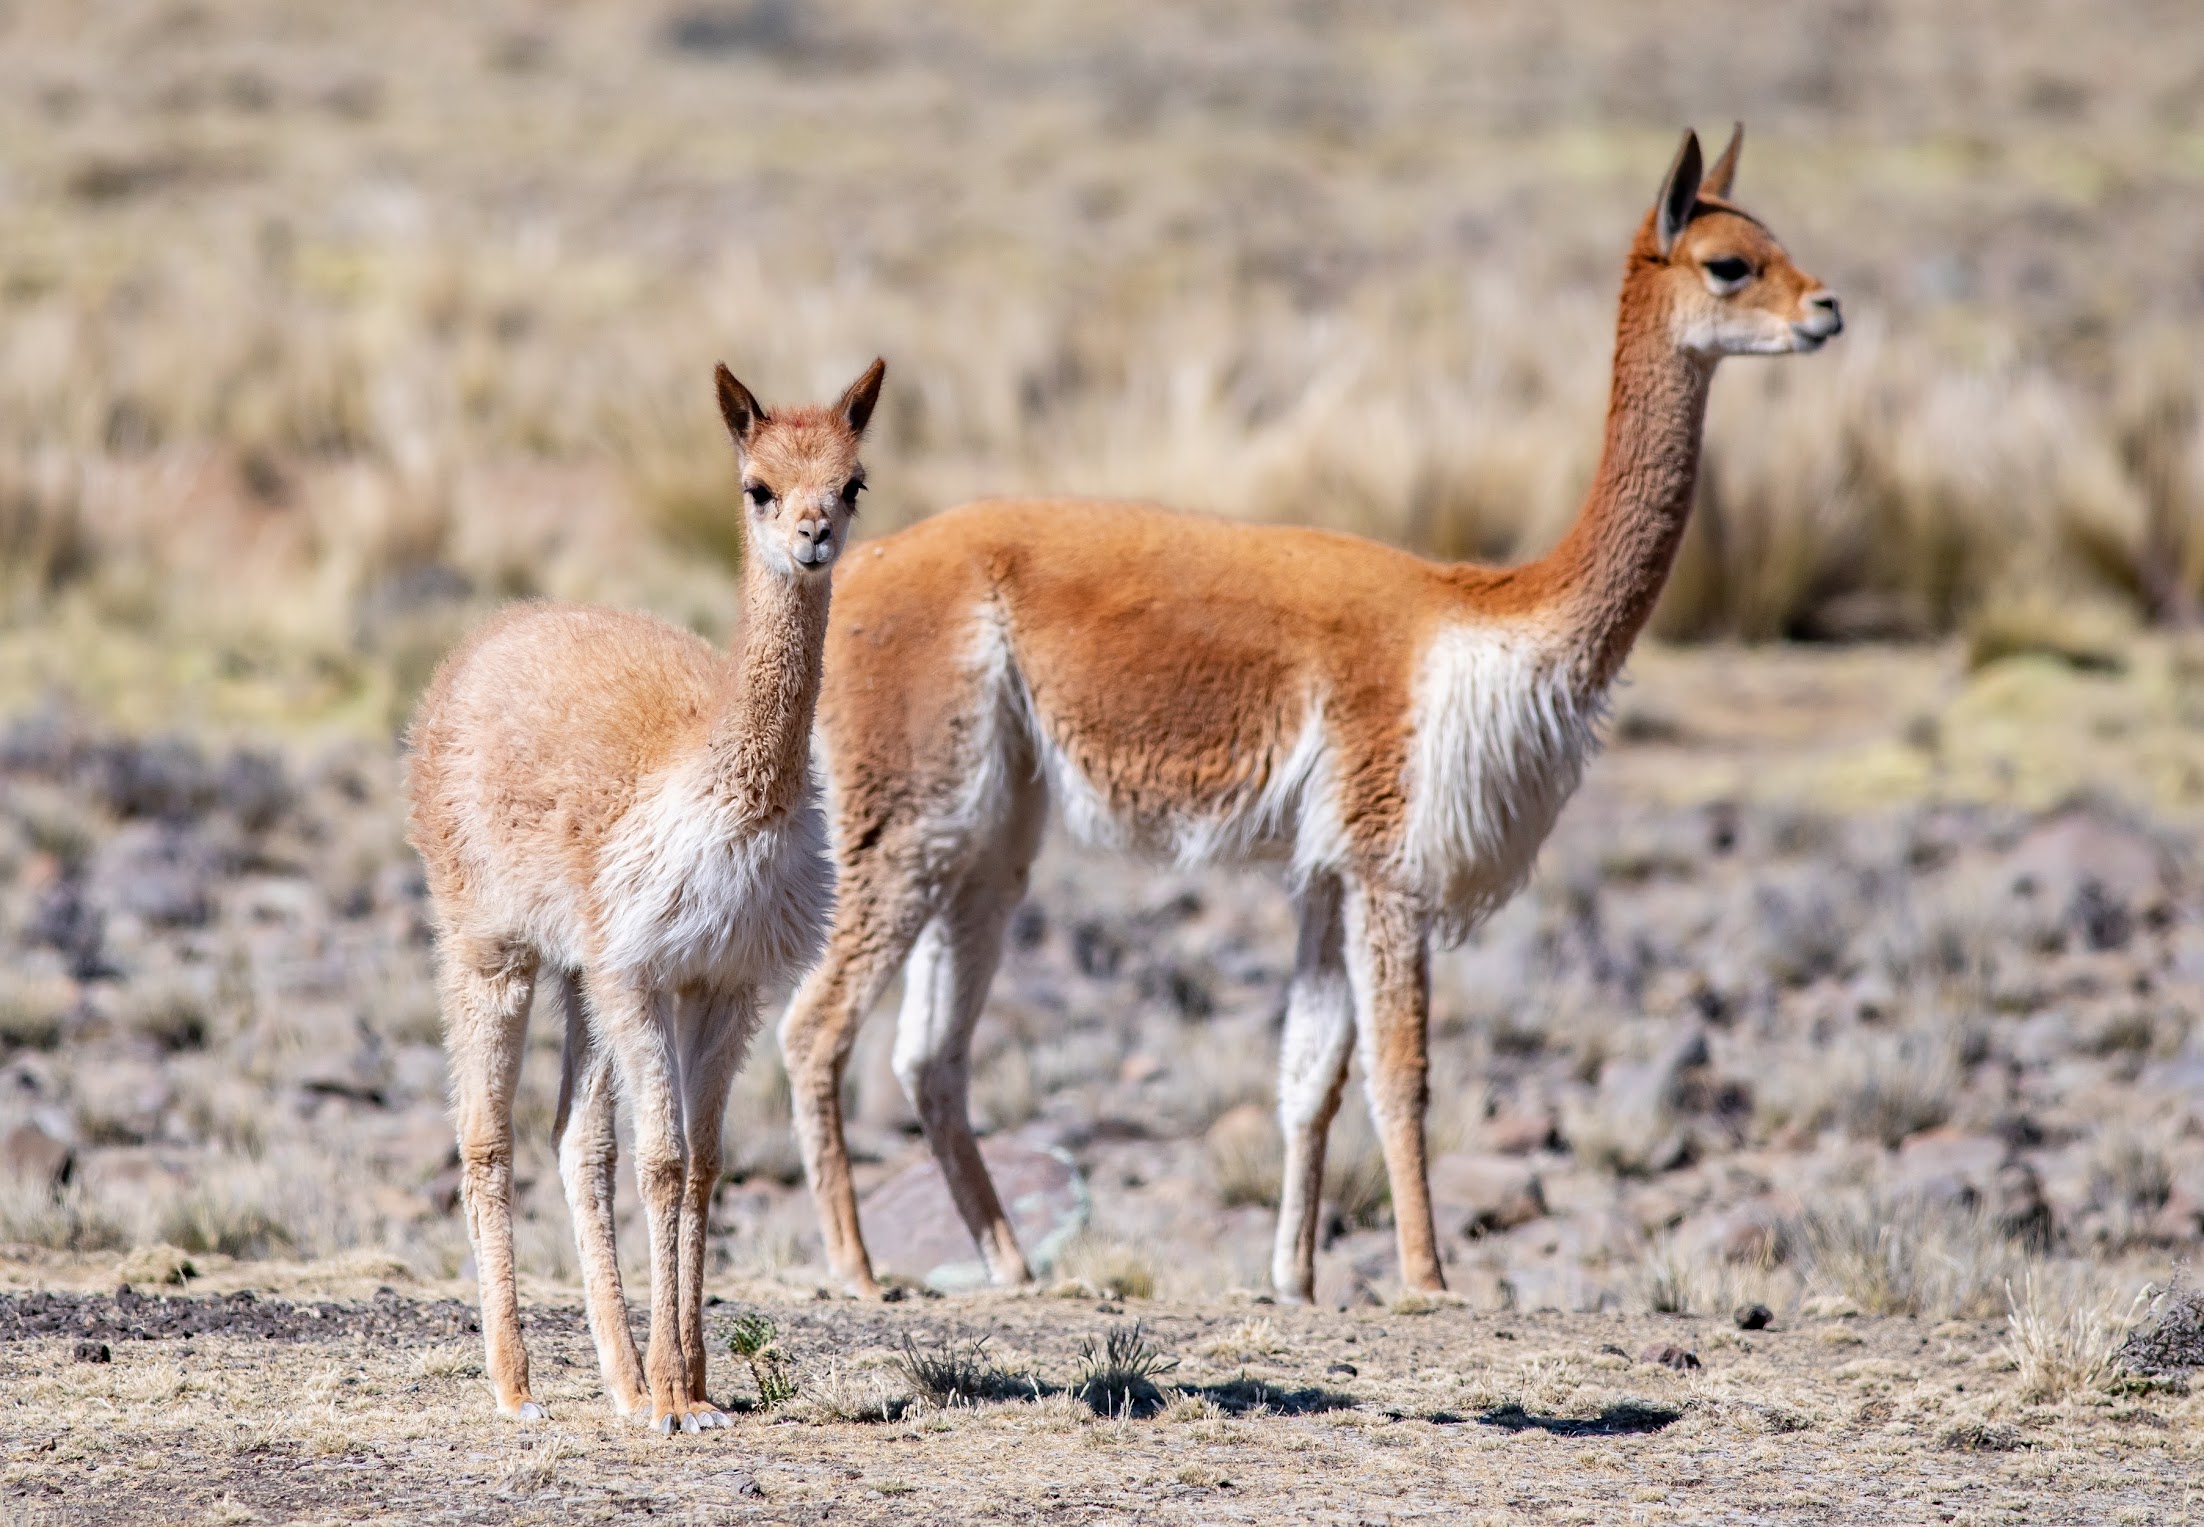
[[782, 126, 1840, 1302], [406, 358, 885, 1430]]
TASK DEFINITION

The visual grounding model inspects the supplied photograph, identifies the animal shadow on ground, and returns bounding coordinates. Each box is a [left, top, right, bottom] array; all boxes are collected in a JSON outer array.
[[1474, 1400, 1683, 1437]]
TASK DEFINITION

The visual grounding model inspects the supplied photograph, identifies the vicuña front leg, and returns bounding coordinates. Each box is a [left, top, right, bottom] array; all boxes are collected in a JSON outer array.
[[672, 984, 755, 1431], [444, 938, 543, 1419], [553, 977, 647, 1418], [599, 978, 700, 1435], [1273, 877, 1355, 1303], [1345, 882, 1445, 1294]]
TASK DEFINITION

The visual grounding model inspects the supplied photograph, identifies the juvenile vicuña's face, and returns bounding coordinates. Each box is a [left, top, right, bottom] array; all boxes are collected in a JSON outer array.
[[1666, 207, 1843, 357], [737, 419, 865, 577]]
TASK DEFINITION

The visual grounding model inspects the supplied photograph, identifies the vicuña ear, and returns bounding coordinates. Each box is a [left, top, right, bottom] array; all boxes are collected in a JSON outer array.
[[1655, 129, 1703, 258], [835, 357, 887, 436], [715, 363, 767, 449], [1701, 122, 1743, 200]]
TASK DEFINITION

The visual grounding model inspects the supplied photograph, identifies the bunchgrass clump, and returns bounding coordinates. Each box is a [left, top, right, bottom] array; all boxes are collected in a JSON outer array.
[[1792, 1191, 2023, 1320], [725, 1312, 798, 1411], [893, 1333, 1030, 1408], [1074, 1321, 1179, 1417], [2002, 1270, 2147, 1401]]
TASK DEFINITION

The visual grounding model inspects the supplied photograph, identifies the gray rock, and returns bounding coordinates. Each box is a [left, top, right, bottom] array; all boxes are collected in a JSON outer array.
[[858, 1139, 1088, 1292], [1430, 1152, 1547, 1238], [1, 1120, 72, 1189]]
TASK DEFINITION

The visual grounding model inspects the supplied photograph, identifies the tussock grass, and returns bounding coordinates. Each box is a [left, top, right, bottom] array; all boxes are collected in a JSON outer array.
[[2001, 1270, 2147, 1402], [892, 1333, 1031, 1408], [1792, 1192, 2026, 1321], [0, 1, 2197, 742], [1074, 1322, 1179, 1417]]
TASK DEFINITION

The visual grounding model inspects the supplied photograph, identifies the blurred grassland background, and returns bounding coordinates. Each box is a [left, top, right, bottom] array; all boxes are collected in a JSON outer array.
[[0, 0, 2201, 737]]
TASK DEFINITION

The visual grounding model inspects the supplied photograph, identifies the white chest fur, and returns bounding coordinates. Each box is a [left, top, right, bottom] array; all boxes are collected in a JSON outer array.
[[593, 760, 833, 985], [1398, 621, 1602, 940]]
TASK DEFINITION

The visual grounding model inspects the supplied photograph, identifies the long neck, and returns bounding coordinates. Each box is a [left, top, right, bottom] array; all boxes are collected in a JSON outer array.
[[704, 554, 831, 826], [1537, 266, 1715, 691]]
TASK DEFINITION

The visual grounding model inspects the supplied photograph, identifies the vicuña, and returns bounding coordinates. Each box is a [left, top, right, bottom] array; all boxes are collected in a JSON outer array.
[[407, 359, 885, 1428], [782, 125, 1839, 1302]]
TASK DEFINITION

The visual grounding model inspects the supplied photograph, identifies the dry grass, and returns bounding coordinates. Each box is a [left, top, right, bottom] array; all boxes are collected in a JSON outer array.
[[2002, 1269, 2149, 1401], [0, 3, 2200, 738], [1791, 1191, 2030, 1321]]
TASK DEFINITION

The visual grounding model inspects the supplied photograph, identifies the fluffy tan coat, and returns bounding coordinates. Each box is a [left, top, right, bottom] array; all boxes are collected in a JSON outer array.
[[406, 360, 884, 1429], [782, 128, 1842, 1301]]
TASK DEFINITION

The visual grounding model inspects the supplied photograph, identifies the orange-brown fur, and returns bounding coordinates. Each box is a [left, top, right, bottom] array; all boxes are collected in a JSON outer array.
[[405, 360, 884, 1430], [784, 128, 1839, 1302]]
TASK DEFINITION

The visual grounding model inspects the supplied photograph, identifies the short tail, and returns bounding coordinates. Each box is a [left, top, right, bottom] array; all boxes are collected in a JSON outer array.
[[548, 968, 587, 1141]]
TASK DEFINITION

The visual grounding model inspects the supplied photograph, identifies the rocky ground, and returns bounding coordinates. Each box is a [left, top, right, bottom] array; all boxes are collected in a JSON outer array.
[[0, 639, 2200, 1520]]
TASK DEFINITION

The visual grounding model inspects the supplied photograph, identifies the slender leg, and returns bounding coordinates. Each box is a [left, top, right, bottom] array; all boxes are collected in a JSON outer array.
[[889, 780, 1045, 1287], [674, 984, 757, 1428], [779, 858, 935, 1296], [1272, 876, 1356, 1303], [553, 971, 646, 1417], [592, 972, 694, 1434], [1344, 880, 1445, 1293], [443, 936, 542, 1418]]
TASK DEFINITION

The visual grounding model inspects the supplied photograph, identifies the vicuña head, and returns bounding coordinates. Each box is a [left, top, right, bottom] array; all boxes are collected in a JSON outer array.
[[1634, 123, 1843, 358], [715, 357, 883, 577]]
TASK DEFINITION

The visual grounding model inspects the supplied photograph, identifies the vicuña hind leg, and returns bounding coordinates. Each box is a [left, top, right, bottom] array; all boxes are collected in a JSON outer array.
[[780, 855, 935, 1297], [1272, 876, 1355, 1303], [444, 936, 542, 1418], [891, 784, 1044, 1287], [553, 973, 646, 1417], [1345, 881, 1445, 1294]]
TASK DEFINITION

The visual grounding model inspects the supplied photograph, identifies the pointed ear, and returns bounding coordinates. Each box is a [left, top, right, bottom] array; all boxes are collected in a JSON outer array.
[[714, 363, 766, 450], [1701, 121, 1743, 200], [835, 357, 886, 436], [1655, 129, 1704, 258]]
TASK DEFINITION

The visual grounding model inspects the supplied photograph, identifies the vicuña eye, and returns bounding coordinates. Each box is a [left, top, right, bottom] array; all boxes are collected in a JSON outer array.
[[840, 477, 865, 508], [745, 483, 774, 507], [1705, 256, 1753, 285]]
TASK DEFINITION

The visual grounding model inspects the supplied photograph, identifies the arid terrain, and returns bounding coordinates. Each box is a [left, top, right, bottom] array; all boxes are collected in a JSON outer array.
[[2, 638, 2201, 1523], [2, 0, 2203, 1522]]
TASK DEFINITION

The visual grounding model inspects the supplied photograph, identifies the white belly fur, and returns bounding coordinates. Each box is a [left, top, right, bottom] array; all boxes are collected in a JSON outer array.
[[593, 758, 834, 986]]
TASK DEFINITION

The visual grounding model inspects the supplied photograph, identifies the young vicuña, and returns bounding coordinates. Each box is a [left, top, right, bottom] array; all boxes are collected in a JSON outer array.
[[406, 358, 885, 1429], [781, 126, 1840, 1302]]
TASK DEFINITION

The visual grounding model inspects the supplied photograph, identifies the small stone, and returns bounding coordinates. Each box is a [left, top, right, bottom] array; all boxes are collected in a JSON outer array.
[[1326, 1361, 1357, 1378], [1639, 1343, 1702, 1372], [73, 1340, 110, 1364], [1735, 1303, 1774, 1331]]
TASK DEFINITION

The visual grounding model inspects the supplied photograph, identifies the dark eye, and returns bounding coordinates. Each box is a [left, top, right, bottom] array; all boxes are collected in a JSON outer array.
[[840, 477, 865, 509], [745, 482, 774, 507], [1705, 256, 1753, 285]]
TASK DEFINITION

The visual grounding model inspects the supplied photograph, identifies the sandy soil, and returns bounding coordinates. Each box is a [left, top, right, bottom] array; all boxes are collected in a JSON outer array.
[[1, 1263, 2198, 1527]]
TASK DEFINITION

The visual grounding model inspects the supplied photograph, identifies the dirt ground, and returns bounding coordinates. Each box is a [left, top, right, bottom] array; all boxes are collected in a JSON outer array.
[[0, 1259, 2198, 1527]]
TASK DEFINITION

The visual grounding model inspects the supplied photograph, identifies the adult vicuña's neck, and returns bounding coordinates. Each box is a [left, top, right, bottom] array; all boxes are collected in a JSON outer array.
[[705, 552, 832, 826], [1537, 257, 1716, 691]]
